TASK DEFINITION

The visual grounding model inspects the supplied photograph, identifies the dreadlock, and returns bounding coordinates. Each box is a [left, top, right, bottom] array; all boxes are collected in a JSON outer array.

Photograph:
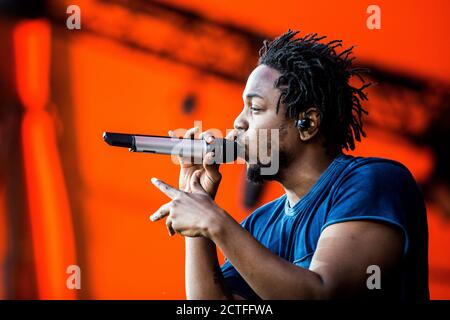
[[258, 29, 370, 154]]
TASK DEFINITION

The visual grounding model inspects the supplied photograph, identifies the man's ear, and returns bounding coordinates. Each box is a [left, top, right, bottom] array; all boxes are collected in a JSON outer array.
[[298, 108, 322, 141]]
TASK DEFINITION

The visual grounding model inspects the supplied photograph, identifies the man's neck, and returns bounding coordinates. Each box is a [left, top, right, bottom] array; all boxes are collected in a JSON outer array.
[[280, 147, 338, 208]]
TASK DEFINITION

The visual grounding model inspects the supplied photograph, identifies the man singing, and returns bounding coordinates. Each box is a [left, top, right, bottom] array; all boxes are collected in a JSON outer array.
[[149, 30, 429, 300]]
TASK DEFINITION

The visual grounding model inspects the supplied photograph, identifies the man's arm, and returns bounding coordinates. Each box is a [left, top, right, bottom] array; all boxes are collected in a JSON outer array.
[[209, 213, 403, 299], [164, 127, 236, 300], [150, 176, 403, 299], [185, 237, 233, 300]]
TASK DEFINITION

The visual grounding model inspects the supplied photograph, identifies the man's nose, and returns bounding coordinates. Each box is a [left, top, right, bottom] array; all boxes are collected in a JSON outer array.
[[233, 110, 248, 132]]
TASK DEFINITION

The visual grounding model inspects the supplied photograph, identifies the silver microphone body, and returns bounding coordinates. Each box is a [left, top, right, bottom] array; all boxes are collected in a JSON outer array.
[[103, 132, 239, 164]]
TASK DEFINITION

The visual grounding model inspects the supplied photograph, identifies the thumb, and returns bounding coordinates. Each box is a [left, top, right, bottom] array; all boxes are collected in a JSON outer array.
[[190, 170, 206, 193]]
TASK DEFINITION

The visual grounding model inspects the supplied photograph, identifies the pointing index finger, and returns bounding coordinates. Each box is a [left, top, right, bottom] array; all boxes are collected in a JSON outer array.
[[151, 177, 182, 199]]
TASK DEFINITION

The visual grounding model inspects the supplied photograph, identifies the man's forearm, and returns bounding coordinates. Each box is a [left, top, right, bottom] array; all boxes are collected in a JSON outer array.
[[185, 237, 232, 299], [208, 211, 327, 300]]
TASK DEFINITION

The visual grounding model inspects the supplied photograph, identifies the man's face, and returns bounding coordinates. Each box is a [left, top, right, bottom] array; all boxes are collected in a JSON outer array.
[[233, 64, 301, 183]]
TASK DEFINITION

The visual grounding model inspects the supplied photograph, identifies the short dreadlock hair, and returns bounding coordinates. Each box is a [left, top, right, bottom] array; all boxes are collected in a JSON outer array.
[[258, 29, 370, 154]]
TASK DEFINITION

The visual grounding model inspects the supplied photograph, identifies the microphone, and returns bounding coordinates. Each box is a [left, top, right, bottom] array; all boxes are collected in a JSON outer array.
[[102, 132, 239, 164]]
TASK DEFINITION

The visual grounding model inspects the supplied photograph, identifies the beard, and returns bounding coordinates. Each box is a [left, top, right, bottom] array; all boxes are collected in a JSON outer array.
[[245, 149, 291, 184]]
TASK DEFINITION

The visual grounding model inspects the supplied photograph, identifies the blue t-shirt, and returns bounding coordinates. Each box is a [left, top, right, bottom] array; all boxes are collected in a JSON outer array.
[[220, 153, 429, 300]]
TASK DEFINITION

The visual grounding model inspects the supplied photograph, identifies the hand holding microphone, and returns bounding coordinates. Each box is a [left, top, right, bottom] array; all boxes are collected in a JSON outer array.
[[103, 127, 240, 199], [171, 127, 222, 199]]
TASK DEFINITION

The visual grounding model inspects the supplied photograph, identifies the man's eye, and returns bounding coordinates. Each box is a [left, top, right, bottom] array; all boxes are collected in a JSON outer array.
[[250, 106, 262, 112]]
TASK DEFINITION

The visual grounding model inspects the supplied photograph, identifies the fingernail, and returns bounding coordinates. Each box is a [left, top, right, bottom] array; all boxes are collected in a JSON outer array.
[[151, 177, 158, 184], [149, 214, 155, 221]]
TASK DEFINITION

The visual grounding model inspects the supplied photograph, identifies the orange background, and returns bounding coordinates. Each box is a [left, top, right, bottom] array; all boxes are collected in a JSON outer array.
[[0, 0, 449, 299]]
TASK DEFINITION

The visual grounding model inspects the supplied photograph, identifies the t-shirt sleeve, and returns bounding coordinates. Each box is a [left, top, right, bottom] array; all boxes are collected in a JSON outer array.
[[322, 161, 416, 256]]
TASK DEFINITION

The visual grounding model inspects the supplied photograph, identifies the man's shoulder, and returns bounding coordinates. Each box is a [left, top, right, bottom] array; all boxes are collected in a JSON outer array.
[[340, 155, 416, 186], [330, 155, 425, 211]]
